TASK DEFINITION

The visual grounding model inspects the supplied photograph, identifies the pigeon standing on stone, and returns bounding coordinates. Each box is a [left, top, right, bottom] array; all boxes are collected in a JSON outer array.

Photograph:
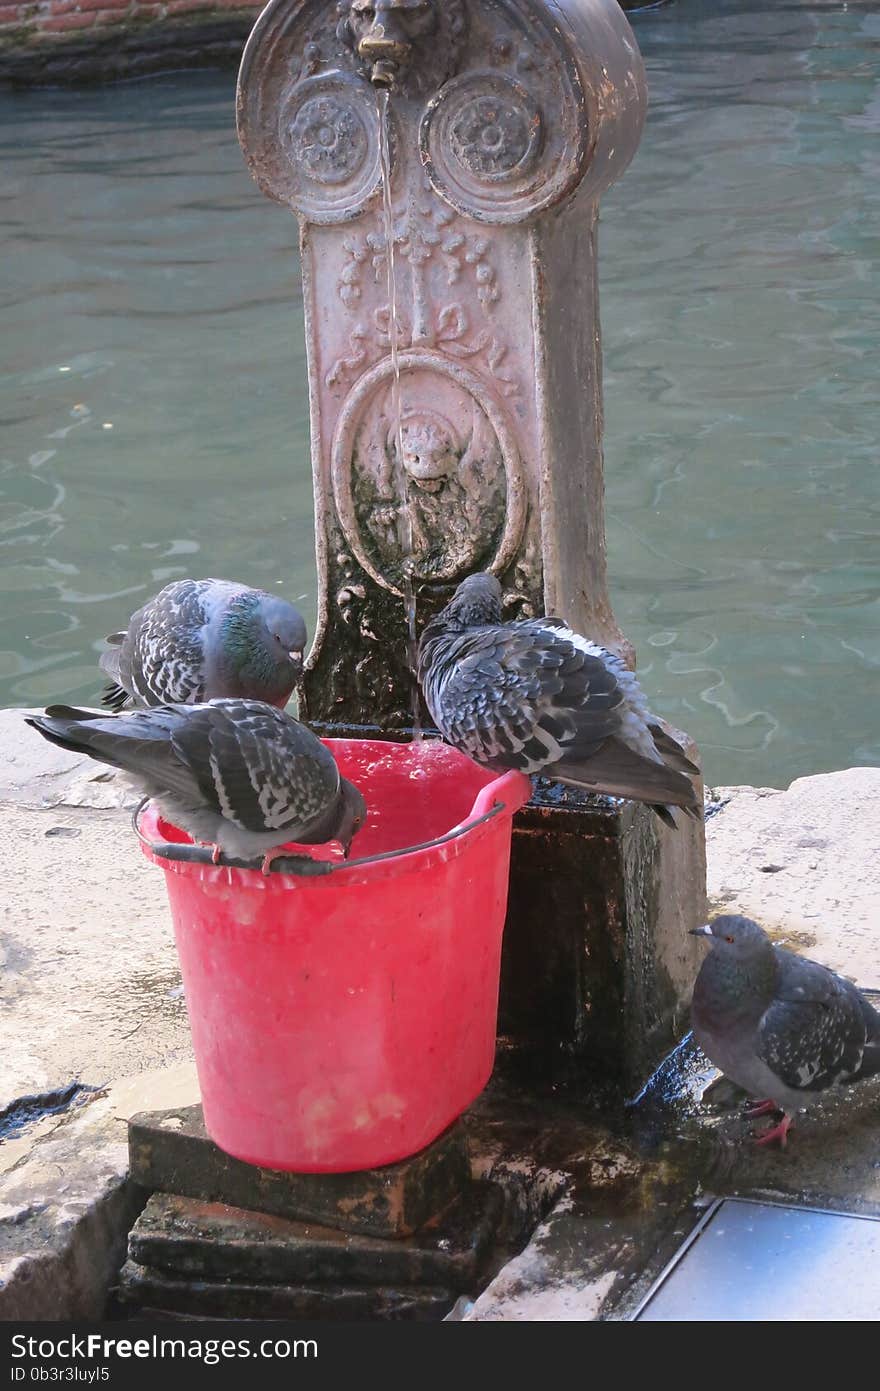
[[691, 915, 880, 1146], [417, 572, 701, 826], [99, 578, 307, 712], [25, 700, 366, 873]]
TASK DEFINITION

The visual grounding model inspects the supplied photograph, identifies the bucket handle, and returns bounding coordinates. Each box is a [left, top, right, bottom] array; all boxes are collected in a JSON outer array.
[[132, 784, 524, 877], [470, 768, 532, 821]]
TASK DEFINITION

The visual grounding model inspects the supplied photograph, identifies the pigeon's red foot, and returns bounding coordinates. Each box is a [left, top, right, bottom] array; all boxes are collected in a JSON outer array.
[[745, 1098, 781, 1118], [260, 848, 285, 876], [753, 1113, 792, 1148], [211, 844, 222, 865]]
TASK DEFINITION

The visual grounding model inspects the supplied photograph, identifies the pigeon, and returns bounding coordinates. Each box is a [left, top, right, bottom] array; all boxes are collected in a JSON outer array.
[[99, 578, 307, 712], [691, 915, 880, 1146], [416, 572, 701, 827], [25, 699, 366, 873]]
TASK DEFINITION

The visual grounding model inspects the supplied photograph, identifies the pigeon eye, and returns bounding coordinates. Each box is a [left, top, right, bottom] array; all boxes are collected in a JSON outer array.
[[725, 935, 735, 944]]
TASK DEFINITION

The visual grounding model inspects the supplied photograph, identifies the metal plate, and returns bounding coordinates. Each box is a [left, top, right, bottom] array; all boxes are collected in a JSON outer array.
[[633, 1198, 880, 1322]]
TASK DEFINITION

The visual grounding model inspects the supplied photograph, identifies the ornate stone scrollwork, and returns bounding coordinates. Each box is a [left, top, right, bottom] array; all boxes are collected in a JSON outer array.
[[331, 351, 526, 596]]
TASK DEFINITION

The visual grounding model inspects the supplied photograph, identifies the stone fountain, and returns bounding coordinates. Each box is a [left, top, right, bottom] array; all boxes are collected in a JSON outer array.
[[238, 0, 646, 725], [236, 0, 706, 1083], [120, 0, 707, 1320]]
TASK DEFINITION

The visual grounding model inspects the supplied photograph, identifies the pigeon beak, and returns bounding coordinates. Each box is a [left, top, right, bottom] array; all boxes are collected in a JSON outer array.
[[689, 924, 713, 937], [289, 648, 304, 668]]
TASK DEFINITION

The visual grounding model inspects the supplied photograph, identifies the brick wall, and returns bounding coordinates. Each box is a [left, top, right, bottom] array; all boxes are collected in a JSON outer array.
[[0, 0, 265, 83], [0, 0, 258, 40]]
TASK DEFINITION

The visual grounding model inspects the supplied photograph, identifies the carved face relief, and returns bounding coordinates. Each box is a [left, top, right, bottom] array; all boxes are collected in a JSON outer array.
[[394, 414, 458, 492], [366, 393, 504, 583], [339, 0, 466, 93]]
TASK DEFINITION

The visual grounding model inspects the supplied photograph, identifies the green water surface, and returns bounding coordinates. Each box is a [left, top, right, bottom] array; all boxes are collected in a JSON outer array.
[[1, 0, 877, 787]]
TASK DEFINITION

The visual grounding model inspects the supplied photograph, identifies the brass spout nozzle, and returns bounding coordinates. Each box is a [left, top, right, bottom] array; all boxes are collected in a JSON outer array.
[[370, 58, 398, 87]]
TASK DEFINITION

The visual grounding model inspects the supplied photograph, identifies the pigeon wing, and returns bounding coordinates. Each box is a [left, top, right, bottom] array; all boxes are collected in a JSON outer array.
[[757, 953, 871, 1093], [424, 621, 625, 774], [170, 700, 340, 836], [125, 579, 215, 706]]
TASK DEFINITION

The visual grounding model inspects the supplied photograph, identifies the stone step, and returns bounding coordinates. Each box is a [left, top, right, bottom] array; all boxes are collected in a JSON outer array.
[[128, 1105, 470, 1238], [116, 1260, 455, 1321], [128, 1185, 504, 1290]]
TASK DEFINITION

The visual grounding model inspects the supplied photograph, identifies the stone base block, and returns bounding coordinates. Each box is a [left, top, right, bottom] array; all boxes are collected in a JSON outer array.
[[128, 1186, 503, 1289], [128, 1107, 470, 1239], [116, 1261, 455, 1321], [499, 780, 707, 1086]]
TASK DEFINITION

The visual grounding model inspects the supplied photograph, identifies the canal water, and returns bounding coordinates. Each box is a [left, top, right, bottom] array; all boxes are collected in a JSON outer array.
[[1, 0, 877, 787]]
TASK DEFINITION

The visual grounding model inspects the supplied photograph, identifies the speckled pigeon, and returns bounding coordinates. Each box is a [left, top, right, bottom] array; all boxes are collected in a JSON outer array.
[[417, 572, 701, 827], [691, 915, 880, 1146], [99, 578, 307, 712], [25, 699, 366, 872]]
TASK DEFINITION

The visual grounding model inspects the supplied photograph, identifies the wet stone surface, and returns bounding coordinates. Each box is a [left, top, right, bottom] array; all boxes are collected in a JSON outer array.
[[461, 1028, 880, 1320], [500, 780, 705, 1085], [0, 1082, 99, 1144]]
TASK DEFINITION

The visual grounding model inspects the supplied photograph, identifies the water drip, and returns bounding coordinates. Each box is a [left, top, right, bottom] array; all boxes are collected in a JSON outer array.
[[377, 88, 421, 741]]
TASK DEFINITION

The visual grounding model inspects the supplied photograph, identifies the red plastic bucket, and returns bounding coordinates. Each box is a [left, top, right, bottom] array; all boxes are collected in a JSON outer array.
[[136, 739, 530, 1173]]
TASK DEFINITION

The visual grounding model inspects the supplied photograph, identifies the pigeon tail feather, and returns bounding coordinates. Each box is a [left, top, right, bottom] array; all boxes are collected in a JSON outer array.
[[857, 1042, 880, 1080], [98, 638, 123, 681], [548, 736, 702, 825], [26, 707, 211, 811], [101, 682, 130, 712], [98, 638, 130, 710], [25, 709, 128, 766], [856, 994, 880, 1077], [646, 723, 701, 776]]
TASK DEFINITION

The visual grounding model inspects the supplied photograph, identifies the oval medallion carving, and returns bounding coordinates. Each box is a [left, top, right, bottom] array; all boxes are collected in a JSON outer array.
[[331, 352, 526, 596]]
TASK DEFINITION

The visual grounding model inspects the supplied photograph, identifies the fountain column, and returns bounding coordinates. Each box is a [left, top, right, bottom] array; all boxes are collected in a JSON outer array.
[[238, 0, 706, 1085]]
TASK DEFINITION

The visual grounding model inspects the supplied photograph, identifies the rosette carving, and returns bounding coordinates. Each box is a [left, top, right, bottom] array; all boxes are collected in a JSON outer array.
[[421, 61, 587, 223]]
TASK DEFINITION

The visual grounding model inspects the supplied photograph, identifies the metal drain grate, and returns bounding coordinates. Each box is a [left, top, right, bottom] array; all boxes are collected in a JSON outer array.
[[632, 1197, 880, 1321]]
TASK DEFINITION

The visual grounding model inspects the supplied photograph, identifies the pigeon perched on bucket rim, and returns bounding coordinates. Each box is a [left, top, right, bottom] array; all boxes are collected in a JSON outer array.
[[690, 914, 880, 1146], [99, 578, 307, 712], [25, 699, 366, 874], [417, 571, 701, 827]]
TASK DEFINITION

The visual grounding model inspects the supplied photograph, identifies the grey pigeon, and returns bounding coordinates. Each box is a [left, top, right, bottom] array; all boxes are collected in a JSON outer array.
[[25, 700, 366, 873], [691, 915, 880, 1146], [99, 578, 307, 712], [417, 572, 701, 827]]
